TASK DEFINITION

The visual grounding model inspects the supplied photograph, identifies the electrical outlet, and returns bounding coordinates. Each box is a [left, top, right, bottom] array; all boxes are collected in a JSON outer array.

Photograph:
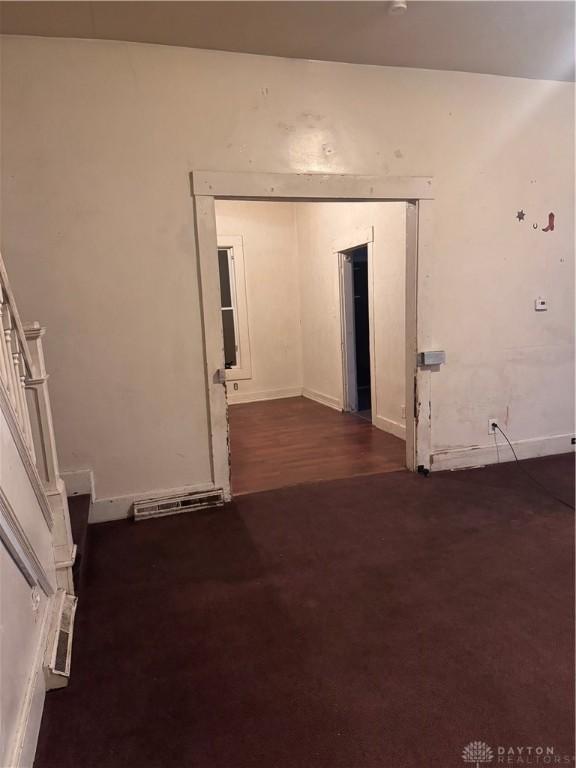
[[401, 404, 406, 419], [233, 383, 239, 391], [488, 419, 499, 435]]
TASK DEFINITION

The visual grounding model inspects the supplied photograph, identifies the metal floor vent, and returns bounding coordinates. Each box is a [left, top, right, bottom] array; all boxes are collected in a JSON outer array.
[[44, 589, 78, 690], [133, 489, 225, 521]]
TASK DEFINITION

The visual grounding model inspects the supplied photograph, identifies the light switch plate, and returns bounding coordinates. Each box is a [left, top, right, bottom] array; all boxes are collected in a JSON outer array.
[[535, 297, 548, 311]]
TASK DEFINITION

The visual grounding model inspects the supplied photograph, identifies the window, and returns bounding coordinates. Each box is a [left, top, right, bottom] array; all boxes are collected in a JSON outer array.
[[216, 236, 252, 381], [218, 248, 238, 368]]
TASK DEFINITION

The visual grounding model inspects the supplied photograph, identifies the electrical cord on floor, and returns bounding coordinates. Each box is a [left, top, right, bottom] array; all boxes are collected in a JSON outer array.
[[492, 423, 575, 511]]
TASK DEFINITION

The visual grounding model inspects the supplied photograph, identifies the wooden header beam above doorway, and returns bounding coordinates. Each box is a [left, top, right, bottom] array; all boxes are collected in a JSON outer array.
[[191, 171, 434, 201]]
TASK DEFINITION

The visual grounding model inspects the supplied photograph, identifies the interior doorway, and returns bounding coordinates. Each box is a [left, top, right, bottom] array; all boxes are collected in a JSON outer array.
[[352, 248, 371, 415], [214, 198, 411, 494], [340, 244, 372, 419], [214, 198, 409, 495], [192, 171, 435, 501]]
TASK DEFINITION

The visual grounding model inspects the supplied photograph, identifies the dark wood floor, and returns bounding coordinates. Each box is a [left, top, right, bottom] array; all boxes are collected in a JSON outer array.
[[229, 396, 406, 495]]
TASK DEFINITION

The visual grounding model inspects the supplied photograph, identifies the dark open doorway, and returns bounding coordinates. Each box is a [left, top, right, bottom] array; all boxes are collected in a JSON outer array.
[[350, 245, 371, 416]]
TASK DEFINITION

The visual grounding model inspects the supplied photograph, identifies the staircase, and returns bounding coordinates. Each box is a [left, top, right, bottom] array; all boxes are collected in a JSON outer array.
[[0, 251, 79, 767]]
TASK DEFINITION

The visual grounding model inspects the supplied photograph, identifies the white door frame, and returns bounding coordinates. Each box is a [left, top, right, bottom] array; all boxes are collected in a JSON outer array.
[[334, 226, 375, 418], [191, 171, 434, 500], [339, 250, 358, 413]]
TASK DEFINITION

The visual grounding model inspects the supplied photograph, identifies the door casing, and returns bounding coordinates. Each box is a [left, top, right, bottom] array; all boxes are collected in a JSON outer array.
[[191, 171, 434, 500], [335, 226, 375, 423], [339, 250, 359, 414]]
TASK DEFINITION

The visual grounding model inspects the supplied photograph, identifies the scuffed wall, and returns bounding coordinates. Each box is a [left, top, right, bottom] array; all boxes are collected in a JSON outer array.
[[0, 36, 573, 518]]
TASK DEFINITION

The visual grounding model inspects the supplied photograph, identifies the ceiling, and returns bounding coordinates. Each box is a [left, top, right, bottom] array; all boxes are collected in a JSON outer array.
[[0, 1, 574, 82]]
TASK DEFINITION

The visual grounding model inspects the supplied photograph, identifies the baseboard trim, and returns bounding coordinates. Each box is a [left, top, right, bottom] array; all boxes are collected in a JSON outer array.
[[7, 594, 53, 768], [227, 387, 303, 405], [373, 415, 406, 440], [301, 388, 341, 411], [431, 433, 575, 472], [61, 469, 94, 499], [89, 482, 219, 523]]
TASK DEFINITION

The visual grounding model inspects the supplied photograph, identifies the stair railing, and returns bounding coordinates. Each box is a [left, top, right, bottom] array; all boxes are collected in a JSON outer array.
[[0, 257, 36, 462], [0, 252, 76, 593]]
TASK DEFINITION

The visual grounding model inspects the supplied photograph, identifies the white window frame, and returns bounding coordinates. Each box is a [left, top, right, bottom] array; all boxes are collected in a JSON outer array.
[[217, 235, 252, 381]]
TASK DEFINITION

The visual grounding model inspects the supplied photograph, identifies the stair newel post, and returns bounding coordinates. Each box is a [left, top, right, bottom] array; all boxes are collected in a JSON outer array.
[[25, 322, 76, 594], [25, 324, 59, 490]]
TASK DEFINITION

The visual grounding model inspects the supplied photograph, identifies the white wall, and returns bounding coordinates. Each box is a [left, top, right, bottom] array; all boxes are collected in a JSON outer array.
[[1, 36, 573, 518], [294, 201, 406, 435], [371, 204, 406, 438], [214, 200, 302, 404]]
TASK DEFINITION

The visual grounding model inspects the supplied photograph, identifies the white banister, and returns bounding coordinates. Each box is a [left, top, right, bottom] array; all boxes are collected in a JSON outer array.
[[2, 317, 19, 412], [24, 323, 76, 594], [0, 268, 36, 459], [24, 325, 60, 491], [0, 252, 75, 594], [0, 296, 9, 393], [19, 350, 37, 464]]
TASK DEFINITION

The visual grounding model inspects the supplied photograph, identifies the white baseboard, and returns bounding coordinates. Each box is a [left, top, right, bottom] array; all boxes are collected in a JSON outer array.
[[89, 482, 219, 523], [227, 386, 303, 405], [301, 388, 341, 411], [373, 415, 406, 440], [7, 596, 53, 768], [431, 433, 575, 472], [61, 469, 94, 499]]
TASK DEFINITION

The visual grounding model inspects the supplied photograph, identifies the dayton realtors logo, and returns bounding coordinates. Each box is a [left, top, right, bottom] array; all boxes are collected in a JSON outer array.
[[462, 742, 575, 765], [462, 742, 494, 767]]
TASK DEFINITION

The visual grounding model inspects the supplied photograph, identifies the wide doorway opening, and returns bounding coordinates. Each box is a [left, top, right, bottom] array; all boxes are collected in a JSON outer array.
[[214, 198, 411, 495], [192, 170, 433, 501]]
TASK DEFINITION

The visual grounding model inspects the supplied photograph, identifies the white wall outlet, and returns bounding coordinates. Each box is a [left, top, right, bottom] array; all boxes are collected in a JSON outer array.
[[401, 404, 406, 419], [488, 419, 499, 435], [535, 297, 548, 311]]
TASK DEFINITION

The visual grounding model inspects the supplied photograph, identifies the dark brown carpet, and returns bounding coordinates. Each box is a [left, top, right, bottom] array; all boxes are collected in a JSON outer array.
[[35, 454, 575, 768]]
